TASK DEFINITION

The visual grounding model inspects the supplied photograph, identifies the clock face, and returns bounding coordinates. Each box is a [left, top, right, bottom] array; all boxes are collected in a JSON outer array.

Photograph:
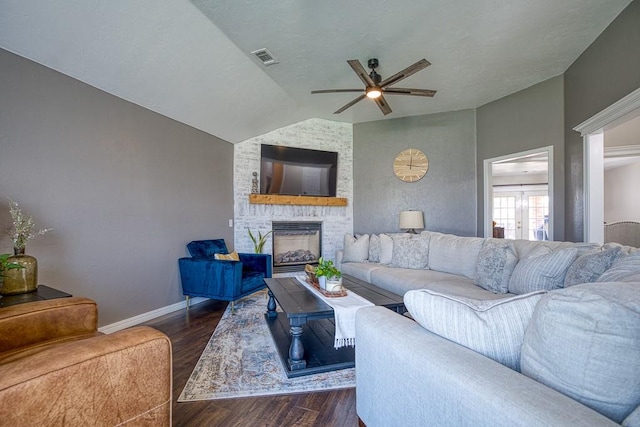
[[393, 149, 429, 182]]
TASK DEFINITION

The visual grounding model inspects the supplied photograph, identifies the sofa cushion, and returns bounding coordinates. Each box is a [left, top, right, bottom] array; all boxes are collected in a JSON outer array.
[[343, 234, 370, 263], [508, 247, 578, 294], [520, 282, 640, 423], [404, 289, 545, 370], [597, 252, 640, 282], [368, 234, 380, 262], [428, 233, 484, 279], [379, 233, 394, 264], [368, 267, 509, 300], [564, 246, 622, 287], [390, 233, 430, 269], [341, 262, 384, 283], [474, 239, 518, 293]]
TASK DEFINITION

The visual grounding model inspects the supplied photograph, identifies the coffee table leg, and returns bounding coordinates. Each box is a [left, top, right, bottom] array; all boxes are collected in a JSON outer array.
[[266, 289, 277, 319], [288, 320, 306, 370]]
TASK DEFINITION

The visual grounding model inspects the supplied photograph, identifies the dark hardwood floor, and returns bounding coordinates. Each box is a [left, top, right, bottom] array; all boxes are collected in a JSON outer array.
[[142, 299, 358, 427]]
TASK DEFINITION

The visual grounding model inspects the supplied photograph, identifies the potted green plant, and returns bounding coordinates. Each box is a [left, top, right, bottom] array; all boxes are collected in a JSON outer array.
[[2, 200, 51, 295], [314, 257, 342, 291], [248, 228, 272, 254], [0, 253, 23, 292]]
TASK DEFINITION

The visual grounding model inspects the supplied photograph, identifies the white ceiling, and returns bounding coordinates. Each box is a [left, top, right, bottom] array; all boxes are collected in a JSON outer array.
[[604, 113, 640, 170], [492, 152, 549, 177], [0, 0, 633, 143]]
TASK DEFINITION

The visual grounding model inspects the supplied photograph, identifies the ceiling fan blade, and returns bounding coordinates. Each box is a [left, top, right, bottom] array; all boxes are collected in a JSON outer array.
[[380, 59, 431, 88], [347, 59, 376, 87], [311, 89, 365, 94], [383, 88, 437, 97], [374, 95, 392, 115], [334, 94, 367, 114]]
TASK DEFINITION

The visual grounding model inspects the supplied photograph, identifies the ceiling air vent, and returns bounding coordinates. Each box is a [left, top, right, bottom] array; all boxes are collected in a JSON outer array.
[[251, 48, 278, 66]]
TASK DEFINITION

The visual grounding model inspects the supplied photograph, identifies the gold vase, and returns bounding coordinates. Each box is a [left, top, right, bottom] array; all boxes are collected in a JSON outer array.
[[0, 247, 38, 295]]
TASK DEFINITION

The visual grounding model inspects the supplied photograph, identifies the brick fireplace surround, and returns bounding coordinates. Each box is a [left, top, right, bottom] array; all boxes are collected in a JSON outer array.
[[233, 118, 353, 272]]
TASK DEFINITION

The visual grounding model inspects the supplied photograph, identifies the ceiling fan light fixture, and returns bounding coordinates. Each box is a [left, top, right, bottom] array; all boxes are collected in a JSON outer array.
[[311, 58, 435, 115], [366, 87, 382, 99]]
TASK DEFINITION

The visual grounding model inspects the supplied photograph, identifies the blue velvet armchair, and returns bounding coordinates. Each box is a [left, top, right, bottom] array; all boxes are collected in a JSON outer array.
[[178, 239, 272, 311]]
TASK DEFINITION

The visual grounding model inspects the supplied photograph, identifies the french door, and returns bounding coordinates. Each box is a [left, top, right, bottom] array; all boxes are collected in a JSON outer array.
[[493, 189, 549, 240]]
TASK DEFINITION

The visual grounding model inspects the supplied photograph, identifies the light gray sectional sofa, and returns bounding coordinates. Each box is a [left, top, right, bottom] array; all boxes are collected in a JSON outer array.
[[336, 231, 640, 427]]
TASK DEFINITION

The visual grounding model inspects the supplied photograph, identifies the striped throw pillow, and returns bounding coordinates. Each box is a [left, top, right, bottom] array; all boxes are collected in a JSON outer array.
[[404, 289, 546, 370], [508, 247, 578, 294]]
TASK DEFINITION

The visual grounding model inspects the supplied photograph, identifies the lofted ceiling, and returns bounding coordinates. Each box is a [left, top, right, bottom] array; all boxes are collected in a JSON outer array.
[[0, 0, 633, 143]]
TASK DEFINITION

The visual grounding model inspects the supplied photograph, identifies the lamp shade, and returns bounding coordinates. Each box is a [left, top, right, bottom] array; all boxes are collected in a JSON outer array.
[[399, 210, 424, 233]]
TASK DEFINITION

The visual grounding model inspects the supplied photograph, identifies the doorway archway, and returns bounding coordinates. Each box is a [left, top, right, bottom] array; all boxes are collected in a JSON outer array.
[[574, 87, 640, 243], [483, 146, 554, 240]]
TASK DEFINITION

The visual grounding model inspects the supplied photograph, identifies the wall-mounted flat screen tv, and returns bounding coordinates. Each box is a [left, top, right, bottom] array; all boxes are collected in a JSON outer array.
[[260, 144, 338, 197]]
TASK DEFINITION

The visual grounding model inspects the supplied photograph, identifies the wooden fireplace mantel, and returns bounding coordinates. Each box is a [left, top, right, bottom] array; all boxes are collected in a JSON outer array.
[[249, 194, 348, 207]]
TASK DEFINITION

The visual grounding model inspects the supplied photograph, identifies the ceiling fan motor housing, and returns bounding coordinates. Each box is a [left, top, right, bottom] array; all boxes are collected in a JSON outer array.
[[370, 70, 382, 85], [367, 58, 381, 84]]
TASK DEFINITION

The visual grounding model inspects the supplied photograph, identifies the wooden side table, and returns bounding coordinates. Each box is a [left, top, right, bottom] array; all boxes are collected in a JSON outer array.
[[0, 285, 72, 308]]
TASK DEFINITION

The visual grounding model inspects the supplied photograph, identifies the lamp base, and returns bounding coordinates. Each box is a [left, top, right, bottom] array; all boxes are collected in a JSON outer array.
[[406, 229, 418, 234]]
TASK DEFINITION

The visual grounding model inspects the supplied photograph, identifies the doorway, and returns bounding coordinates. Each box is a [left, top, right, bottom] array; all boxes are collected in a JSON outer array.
[[574, 87, 640, 244], [483, 146, 554, 240]]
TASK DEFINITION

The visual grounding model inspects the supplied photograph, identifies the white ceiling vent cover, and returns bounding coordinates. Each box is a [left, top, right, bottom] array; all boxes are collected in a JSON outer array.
[[251, 48, 278, 66]]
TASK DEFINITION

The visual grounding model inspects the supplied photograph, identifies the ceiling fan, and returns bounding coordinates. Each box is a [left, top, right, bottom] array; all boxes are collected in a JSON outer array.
[[311, 58, 436, 116]]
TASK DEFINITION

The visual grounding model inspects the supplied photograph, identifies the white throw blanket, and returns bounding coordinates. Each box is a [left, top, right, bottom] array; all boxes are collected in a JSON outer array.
[[296, 276, 374, 349]]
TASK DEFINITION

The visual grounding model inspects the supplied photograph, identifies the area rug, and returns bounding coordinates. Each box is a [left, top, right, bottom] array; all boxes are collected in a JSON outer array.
[[178, 290, 355, 401]]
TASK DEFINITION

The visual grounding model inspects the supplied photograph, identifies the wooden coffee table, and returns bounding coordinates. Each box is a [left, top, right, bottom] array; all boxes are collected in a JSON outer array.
[[264, 274, 404, 378]]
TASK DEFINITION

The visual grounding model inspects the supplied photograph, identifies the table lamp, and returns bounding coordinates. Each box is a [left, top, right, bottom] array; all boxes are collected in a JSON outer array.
[[399, 210, 424, 234]]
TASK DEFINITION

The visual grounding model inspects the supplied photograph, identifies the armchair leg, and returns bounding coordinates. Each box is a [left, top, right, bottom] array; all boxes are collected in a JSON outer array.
[[186, 295, 190, 309], [231, 301, 235, 315]]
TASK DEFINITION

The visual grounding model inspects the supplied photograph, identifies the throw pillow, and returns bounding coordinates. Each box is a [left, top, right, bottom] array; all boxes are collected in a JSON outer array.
[[564, 246, 623, 287], [603, 242, 638, 255], [508, 247, 578, 294], [521, 282, 640, 423], [621, 273, 640, 282], [368, 234, 380, 263], [623, 406, 640, 427], [428, 233, 485, 279], [379, 233, 394, 264], [389, 233, 430, 269], [342, 234, 370, 263], [474, 239, 518, 293], [597, 252, 640, 282], [404, 289, 546, 371], [214, 251, 239, 261]]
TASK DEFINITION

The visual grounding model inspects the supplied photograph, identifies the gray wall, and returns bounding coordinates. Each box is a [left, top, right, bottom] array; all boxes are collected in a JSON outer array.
[[564, 0, 640, 241], [476, 76, 565, 239], [353, 110, 477, 236], [0, 49, 234, 326]]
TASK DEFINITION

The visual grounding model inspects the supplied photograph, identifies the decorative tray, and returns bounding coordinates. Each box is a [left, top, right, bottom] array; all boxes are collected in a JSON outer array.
[[305, 278, 348, 298], [304, 265, 347, 298]]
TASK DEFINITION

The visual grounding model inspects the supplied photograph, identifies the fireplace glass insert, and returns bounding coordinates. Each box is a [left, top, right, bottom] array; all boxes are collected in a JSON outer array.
[[271, 222, 321, 274]]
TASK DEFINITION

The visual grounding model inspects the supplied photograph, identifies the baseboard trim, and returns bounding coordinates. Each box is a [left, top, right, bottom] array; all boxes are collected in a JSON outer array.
[[98, 297, 209, 334]]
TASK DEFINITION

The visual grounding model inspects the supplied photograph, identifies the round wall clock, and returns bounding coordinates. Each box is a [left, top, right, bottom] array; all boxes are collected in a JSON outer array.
[[393, 148, 429, 182]]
